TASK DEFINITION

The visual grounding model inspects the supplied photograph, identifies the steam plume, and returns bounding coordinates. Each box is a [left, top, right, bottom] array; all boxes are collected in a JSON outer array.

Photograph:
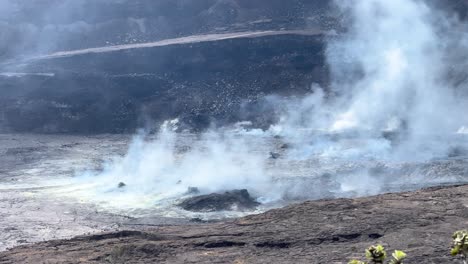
[[69, 0, 468, 211]]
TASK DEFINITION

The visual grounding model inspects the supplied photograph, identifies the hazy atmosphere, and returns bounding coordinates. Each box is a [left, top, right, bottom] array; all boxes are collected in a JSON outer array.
[[0, 1, 467, 263]]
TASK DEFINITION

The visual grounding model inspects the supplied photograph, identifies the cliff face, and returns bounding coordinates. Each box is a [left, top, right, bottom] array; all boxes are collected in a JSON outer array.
[[0, 0, 333, 60], [0, 0, 333, 133], [1, 32, 326, 133], [0, 0, 466, 133]]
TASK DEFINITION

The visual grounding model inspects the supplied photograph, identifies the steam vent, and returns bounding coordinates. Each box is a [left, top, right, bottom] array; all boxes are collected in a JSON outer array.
[[0, 1, 467, 263]]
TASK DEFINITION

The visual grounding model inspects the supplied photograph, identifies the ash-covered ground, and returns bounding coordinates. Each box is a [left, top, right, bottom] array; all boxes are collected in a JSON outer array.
[[0, 131, 467, 251]]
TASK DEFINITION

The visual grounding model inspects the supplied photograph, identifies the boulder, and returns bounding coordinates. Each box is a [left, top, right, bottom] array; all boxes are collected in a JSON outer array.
[[269, 152, 281, 159], [178, 189, 260, 212]]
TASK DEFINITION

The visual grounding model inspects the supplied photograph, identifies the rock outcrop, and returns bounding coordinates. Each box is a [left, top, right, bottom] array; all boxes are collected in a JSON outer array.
[[178, 189, 260, 212]]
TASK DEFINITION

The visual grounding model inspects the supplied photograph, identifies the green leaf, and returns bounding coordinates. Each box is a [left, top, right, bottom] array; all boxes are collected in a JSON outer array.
[[366, 245, 387, 263], [392, 250, 407, 260], [348, 260, 366, 264], [389, 250, 407, 264]]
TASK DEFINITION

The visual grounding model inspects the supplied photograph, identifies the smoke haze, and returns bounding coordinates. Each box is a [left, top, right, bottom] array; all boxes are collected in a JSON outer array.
[[4, 0, 466, 214]]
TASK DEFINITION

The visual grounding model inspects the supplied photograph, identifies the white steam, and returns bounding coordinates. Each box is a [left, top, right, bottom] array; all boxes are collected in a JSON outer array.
[[97, 121, 270, 197], [329, 0, 465, 135], [276, 0, 468, 160], [65, 0, 468, 213]]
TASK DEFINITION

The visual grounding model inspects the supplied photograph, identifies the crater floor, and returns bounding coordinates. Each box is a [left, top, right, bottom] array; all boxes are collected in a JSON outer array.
[[0, 184, 467, 263], [0, 133, 467, 253]]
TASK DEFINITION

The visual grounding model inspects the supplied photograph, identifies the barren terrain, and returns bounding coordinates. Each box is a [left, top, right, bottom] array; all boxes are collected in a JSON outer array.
[[1, 184, 466, 263]]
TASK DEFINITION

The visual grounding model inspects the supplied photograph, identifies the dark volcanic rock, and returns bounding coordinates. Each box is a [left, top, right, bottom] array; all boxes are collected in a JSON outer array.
[[0, 0, 335, 134], [1, 0, 467, 134], [269, 152, 281, 159], [178, 189, 260, 212], [1, 185, 467, 263], [0, 32, 327, 133]]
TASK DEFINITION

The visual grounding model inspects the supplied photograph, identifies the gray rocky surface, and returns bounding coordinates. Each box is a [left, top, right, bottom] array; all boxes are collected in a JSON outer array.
[[0, 184, 467, 263]]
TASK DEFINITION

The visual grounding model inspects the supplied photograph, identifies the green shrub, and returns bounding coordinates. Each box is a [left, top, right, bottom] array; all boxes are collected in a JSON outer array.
[[366, 245, 387, 263], [349, 245, 406, 264], [349, 230, 468, 264], [451, 230, 468, 264]]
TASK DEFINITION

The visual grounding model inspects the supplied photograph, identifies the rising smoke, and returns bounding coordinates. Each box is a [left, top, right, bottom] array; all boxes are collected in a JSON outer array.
[[70, 0, 468, 210], [277, 0, 468, 160]]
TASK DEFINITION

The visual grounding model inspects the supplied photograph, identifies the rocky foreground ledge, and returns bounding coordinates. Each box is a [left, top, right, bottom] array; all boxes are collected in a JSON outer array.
[[1, 185, 467, 264]]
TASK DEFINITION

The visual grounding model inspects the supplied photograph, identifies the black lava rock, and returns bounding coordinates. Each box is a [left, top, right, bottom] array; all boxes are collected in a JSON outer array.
[[269, 152, 281, 159], [178, 189, 260, 212]]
